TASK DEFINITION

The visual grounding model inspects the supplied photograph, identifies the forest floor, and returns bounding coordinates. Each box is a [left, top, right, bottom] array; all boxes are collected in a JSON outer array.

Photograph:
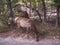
[[0, 22, 60, 40], [0, 22, 60, 45]]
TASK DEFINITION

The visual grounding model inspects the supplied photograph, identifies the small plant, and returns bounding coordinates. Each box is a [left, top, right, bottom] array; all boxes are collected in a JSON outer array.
[[0, 22, 9, 33], [39, 29, 48, 36], [0, 26, 8, 33]]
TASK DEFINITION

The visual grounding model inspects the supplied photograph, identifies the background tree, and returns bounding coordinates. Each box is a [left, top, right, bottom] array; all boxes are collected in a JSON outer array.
[[53, 0, 60, 27], [6, 0, 19, 27], [41, 0, 47, 22]]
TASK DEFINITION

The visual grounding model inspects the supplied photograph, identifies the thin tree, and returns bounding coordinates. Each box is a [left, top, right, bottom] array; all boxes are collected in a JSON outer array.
[[6, 0, 14, 26], [41, 0, 46, 22], [53, 0, 60, 28]]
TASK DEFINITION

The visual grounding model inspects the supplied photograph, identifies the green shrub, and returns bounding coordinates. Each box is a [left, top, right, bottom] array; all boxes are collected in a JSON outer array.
[[0, 26, 8, 33], [0, 22, 8, 33], [39, 29, 48, 36]]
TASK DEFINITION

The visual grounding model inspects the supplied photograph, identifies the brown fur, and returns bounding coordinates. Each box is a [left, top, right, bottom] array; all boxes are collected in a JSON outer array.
[[15, 17, 39, 41], [18, 11, 29, 18], [14, 10, 39, 41]]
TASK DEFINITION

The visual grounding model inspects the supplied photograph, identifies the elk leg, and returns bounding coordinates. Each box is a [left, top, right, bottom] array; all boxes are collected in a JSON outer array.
[[26, 27, 29, 39], [16, 23, 20, 30], [35, 33, 39, 41]]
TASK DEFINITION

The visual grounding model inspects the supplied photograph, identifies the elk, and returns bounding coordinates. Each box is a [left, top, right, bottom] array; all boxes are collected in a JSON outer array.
[[14, 17, 39, 41], [14, 11, 39, 41], [18, 10, 29, 18]]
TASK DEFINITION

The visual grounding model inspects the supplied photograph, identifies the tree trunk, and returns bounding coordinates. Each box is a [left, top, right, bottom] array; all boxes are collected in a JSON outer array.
[[41, 0, 46, 22], [55, 7, 59, 28], [6, 0, 14, 26]]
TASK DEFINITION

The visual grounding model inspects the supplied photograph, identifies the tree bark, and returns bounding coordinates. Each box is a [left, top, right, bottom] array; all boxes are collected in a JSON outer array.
[[55, 7, 59, 28], [41, 0, 46, 22], [6, 0, 14, 27]]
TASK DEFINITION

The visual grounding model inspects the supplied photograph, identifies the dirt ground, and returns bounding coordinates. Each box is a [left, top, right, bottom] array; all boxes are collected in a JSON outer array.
[[0, 22, 60, 40]]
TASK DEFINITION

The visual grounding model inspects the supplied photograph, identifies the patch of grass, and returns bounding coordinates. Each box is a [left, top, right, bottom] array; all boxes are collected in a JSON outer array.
[[39, 29, 48, 36], [0, 26, 8, 33], [0, 24, 8, 33]]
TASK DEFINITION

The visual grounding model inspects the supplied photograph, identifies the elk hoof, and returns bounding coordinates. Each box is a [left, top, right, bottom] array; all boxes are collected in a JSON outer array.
[[36, 38, 39, 42]]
